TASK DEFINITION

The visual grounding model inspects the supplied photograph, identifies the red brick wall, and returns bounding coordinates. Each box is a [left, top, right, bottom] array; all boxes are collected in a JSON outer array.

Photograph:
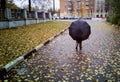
[[60, 0, 95, 17]]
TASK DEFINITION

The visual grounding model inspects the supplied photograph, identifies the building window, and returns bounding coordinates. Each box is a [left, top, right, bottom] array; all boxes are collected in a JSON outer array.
[[97, 9, 99, 13], [96, 15, 99, 18], [68, 0, 73, 11], [77, 1, 80, 9]]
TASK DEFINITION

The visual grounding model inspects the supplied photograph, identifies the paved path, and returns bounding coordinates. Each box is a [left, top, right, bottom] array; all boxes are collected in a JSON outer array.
[[4, 20, 120, 82]]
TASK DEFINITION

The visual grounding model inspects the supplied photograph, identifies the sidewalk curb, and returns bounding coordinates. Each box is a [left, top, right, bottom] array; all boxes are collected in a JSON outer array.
[[0, 28, 68, 79]]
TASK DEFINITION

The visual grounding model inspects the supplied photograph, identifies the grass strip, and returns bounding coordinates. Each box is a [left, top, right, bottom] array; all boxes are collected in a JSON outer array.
[[0, 21, 71, 68]]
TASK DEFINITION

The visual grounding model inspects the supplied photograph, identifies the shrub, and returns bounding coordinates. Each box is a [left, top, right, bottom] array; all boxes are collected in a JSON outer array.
[[118, 19, 120, 26], [111, 15, 118, 24], [107, 14, 120, 25], [106, 15, 110, 22]]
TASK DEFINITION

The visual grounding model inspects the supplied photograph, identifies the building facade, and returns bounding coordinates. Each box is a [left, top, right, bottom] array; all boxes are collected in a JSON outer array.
[[85, 0, 94, 17], [60, 0, 95, 18], [94, 0, 107, 17]]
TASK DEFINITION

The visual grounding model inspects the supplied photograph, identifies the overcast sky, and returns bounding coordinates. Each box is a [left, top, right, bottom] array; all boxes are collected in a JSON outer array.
[[13, 0, 60, 10], [54, 0, 60, 10]]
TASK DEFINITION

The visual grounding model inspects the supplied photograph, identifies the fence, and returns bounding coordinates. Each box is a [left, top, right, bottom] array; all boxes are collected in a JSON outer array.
[[0, 8, 52, 29], [0, 9, 6, 20], [11, 9, 24, 19]]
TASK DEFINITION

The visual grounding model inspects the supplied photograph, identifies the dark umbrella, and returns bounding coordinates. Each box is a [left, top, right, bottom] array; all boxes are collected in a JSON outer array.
[[69, 20, 91, 50]]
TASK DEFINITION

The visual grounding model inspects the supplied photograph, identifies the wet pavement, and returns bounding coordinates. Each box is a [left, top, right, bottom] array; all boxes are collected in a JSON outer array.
[[4, 20, 120, 82]]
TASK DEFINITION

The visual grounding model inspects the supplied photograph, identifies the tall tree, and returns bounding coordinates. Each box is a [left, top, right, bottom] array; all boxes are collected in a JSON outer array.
[[1, 0, 6, 9], [79, 2, 86, 17], [105, 0, 120, 14], [106, 0, 120, 25], [29, 0, 31, 12]]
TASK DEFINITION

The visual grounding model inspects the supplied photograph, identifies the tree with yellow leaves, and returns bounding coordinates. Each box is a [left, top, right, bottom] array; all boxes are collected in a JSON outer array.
[[79, 2, 86, 17]]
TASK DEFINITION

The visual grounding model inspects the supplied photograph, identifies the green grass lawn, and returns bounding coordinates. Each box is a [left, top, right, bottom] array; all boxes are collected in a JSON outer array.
[[0, 21, 71, 68]]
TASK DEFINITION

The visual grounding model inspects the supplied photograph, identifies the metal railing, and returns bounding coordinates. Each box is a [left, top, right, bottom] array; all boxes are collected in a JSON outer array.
[[0, 9, 5, 21]]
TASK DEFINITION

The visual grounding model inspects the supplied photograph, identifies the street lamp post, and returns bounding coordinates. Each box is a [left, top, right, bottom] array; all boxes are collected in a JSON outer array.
[[1, 0, 6, 9]]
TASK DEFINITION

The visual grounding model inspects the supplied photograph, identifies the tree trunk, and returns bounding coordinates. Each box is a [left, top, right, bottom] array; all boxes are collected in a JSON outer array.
[[29, 0, 31, 12]]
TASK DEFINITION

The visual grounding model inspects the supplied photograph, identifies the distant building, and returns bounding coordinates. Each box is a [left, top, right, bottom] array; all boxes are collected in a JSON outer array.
[[94, 0, 107, 17], [85, 0, 94, 17], [60, 0, 95, 18]]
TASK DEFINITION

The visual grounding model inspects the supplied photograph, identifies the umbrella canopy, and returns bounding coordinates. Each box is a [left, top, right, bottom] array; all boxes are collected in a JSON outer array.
[[69, 20, 91, 43]]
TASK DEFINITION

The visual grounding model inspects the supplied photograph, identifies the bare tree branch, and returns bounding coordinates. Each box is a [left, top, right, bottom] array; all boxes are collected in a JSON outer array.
[[13, 0, 52, 11]]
